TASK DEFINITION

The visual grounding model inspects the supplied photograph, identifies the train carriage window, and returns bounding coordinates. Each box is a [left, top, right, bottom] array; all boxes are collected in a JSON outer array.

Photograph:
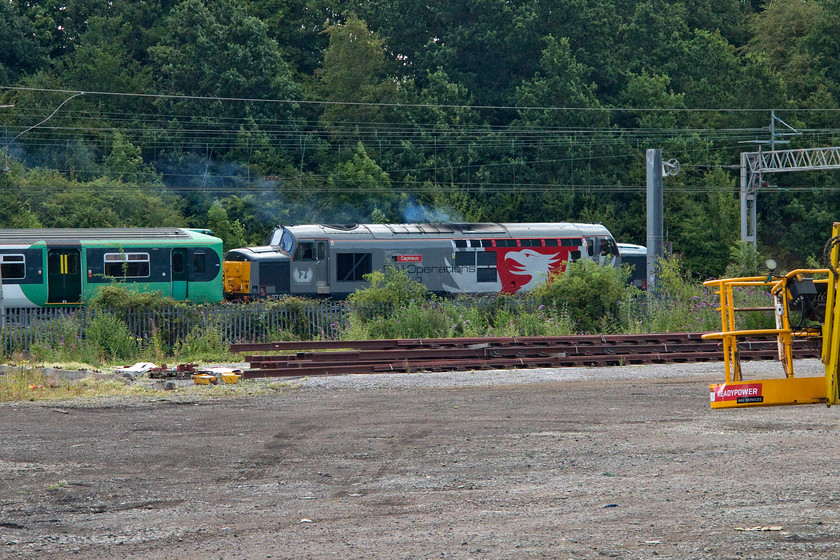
[[477, 252, 497, 266], [337, 253, 372, 282], [521, 239, 541, 247], [481, 239, 494, 247], [477, 268, 498, 283], [454, 252, 475, 266], [562, 238, 582, 247], [454, 240, 467, 248], [67, 252, 79, 274], [497, 239, 516, 247], [570, 250, 582, 262], [586, 238, 595, 257], [193, 251, 207, 274], [48, 252, 60, 274], [0, 254, 25, 279], [104, 252, 150, 278], [317, 242, 326, 261], [545, 239, 558, 247]]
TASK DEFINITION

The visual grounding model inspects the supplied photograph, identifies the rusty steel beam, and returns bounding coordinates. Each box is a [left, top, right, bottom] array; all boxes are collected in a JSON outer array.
[[241, 340, 821, 379], [243, 338, 819, 368], [230, 333, 713, 354]]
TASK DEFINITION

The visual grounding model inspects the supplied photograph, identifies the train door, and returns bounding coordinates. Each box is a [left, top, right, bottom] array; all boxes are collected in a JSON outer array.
[[292, 239, 330, 295], [47, 248, 82, 304], [315, 240, 329, 295], [172, 248, 188, 300]]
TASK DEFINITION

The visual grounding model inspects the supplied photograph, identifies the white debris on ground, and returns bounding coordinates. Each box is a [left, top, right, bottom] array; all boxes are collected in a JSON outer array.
[[112, 362, 159, 374]]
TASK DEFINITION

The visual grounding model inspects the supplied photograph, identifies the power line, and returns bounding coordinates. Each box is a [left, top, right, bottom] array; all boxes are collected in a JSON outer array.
[[5, 85, 840, 113]]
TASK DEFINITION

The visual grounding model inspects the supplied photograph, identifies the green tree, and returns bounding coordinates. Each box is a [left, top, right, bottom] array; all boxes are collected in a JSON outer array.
[[667, 168, 740, 278], [55, 15, 154, 107], [745, 0, 836, 108], [104, 131, 158, 183], [724, 241, 766, 278], [206, 200, 249, 251], [0, 1, 47, 82], [149, 0, 301, 119], [322, 143, 402, 222], [314, 16, 399, 132]]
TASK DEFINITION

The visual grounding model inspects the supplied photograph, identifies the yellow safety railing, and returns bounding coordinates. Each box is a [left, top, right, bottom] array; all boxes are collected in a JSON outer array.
[[702, 257, 837, 408]]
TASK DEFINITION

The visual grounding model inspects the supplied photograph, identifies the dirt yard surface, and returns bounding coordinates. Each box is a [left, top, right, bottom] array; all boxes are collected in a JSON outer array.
[[2, 361, 840, 560]]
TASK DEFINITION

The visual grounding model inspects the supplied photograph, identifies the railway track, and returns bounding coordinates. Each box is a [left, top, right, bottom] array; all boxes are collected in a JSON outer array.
[[230, 333, 823, 379]]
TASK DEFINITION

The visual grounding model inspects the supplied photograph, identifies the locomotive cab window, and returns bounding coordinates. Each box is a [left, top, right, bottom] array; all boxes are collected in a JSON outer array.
[[104, 252, 150, 278], [598, 237, 619, 258], [295, 241, 315, 261], [1, 254, 25, 279], [193, 251, 207, 274], [279, 230, 295, 253]]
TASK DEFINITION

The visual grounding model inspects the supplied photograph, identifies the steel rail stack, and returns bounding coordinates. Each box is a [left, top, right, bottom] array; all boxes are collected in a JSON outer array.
[[230, 333, 822, 379]]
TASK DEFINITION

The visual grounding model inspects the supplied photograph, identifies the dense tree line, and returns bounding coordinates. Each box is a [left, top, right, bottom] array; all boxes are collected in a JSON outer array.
[[2, 0, 840, 277]]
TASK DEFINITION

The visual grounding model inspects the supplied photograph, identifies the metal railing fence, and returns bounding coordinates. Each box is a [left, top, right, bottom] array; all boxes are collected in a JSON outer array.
[[0, 295, 650, 354]]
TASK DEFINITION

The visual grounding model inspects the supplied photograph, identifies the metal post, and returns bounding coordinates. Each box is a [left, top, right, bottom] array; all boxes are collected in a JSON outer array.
[[739, 151, 756, 244], [646, 149, 664, 291]]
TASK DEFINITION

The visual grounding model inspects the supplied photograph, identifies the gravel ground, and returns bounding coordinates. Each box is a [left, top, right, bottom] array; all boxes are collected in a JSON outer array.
[[2, 359, 840, 559]]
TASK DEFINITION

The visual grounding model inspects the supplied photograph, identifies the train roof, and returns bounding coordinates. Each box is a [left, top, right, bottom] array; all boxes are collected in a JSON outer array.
[[225, 246, 288, 261], [617, 243, 647, 256], [276, 222, 614, 241], [0, 228, 220, 245]]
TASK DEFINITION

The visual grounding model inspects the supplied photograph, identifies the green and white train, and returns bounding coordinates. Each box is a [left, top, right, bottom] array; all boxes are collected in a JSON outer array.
[[0, 228, 223, 307]]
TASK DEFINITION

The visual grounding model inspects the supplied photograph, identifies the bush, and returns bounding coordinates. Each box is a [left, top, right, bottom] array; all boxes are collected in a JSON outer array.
[[85, 312, 139, 361], [347, 266, 431, 307], [175, 326, 235, 361], [532, 259, 630, 334], [88, 284, 179, 311]]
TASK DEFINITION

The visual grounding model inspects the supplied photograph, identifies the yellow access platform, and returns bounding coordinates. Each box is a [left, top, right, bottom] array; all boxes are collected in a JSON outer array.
[[703, 222, 840, 409]]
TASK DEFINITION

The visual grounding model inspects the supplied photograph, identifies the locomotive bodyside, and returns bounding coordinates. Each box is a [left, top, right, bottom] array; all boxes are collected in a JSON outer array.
[[224, 222, 620, 299], [0, 228, 223, 307]]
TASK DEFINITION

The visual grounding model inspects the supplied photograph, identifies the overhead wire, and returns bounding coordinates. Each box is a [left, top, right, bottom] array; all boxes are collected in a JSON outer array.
[[3, 86, 840, 196]]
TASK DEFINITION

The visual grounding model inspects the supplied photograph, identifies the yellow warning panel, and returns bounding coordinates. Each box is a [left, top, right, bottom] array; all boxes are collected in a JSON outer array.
[[710, 377, 828, 409]]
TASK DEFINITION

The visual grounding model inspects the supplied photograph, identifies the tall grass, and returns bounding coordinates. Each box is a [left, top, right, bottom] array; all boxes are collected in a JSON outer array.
[[0, 367, 153, 402], [633, 255, 774, 333]]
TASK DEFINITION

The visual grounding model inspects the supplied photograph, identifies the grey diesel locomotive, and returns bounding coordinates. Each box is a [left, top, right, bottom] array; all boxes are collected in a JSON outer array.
[[223, 222, 620, 299]]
